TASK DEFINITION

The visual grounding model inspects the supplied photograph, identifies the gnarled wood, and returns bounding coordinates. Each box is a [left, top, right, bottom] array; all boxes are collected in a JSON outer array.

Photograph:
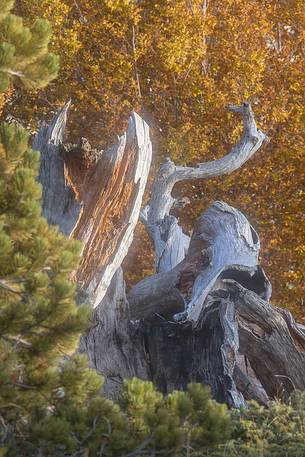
[[145, 102, 267, 224], [178, 201, 262, 323], [128, 201, 270, 324], [79, 268, 149, 399], [141, 278, 305, 406], [142, 296, 245, 408], [37, 102, 305, 407], [35, 104, 152, 398], [144, 215, 190, 274], [35, 103, 152, 308], [226, 280, 305, 399], [141, 102, 268, 275], [33, 101, 82, 235], [234, 358, 269, 405]]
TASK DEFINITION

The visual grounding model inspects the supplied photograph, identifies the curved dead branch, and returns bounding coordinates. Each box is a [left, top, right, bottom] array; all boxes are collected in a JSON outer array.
[[145, 102, 267, 225], [141, 102, 267, 273]]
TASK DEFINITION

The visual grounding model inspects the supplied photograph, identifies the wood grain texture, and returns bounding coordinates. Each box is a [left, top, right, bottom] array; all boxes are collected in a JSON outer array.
[[35, 104, 152, 308]]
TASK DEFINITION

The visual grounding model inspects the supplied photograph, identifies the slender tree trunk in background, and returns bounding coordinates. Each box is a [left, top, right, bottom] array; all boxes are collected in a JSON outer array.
[[34, 102, 305, 405]]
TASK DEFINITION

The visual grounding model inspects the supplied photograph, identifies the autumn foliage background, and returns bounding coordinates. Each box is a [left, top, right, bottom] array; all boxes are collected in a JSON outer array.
[[10, 0, 305, 319]]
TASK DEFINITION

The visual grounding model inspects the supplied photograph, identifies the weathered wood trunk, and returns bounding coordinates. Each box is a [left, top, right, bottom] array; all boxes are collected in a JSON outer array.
[[34, 104, 152, 398], [35, 102, 305, 406]]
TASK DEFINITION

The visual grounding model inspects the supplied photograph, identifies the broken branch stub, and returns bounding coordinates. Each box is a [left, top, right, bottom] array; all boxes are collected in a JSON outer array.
[[34, 104, 152, 308], [71, 112, 152, 308], [33, 101, 82, 235]]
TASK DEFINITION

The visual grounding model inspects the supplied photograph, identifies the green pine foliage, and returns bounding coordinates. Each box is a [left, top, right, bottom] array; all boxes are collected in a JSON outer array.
[[13, 378, 232, 456], [0, 0, 59, 91], [0, 6, 97, 454], [207, 391, 305, 457], [0, 121, 99, 455], [122, 379, 232, 455]]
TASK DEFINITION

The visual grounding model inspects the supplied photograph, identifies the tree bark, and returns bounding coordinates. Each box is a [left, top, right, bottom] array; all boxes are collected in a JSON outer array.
[[79, 268, 149, 400], [35, 102, 305, 405], [138, 277, 305, 406]]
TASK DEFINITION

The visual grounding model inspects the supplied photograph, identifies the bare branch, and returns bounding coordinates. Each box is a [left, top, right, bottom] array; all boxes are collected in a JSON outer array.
[[147, 102, 267, 224]]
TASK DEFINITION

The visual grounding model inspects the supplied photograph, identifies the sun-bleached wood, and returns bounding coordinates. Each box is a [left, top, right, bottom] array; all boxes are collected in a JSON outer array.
[[128, 201, 271, 324], [140, 277, 305, 406], [73, 111, 152, 308], [142, 102, 267, 273], [33, 101, 82, 235], [36, 102, 305, 406], [144, 215, 190, 273], [179, 201, 264, 323], [35, 104, 152, 397], [142, 294, 246, 408], [145, 102, 266, 224], [79, 268, 149, 399], [224, 279, 305, 398]]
